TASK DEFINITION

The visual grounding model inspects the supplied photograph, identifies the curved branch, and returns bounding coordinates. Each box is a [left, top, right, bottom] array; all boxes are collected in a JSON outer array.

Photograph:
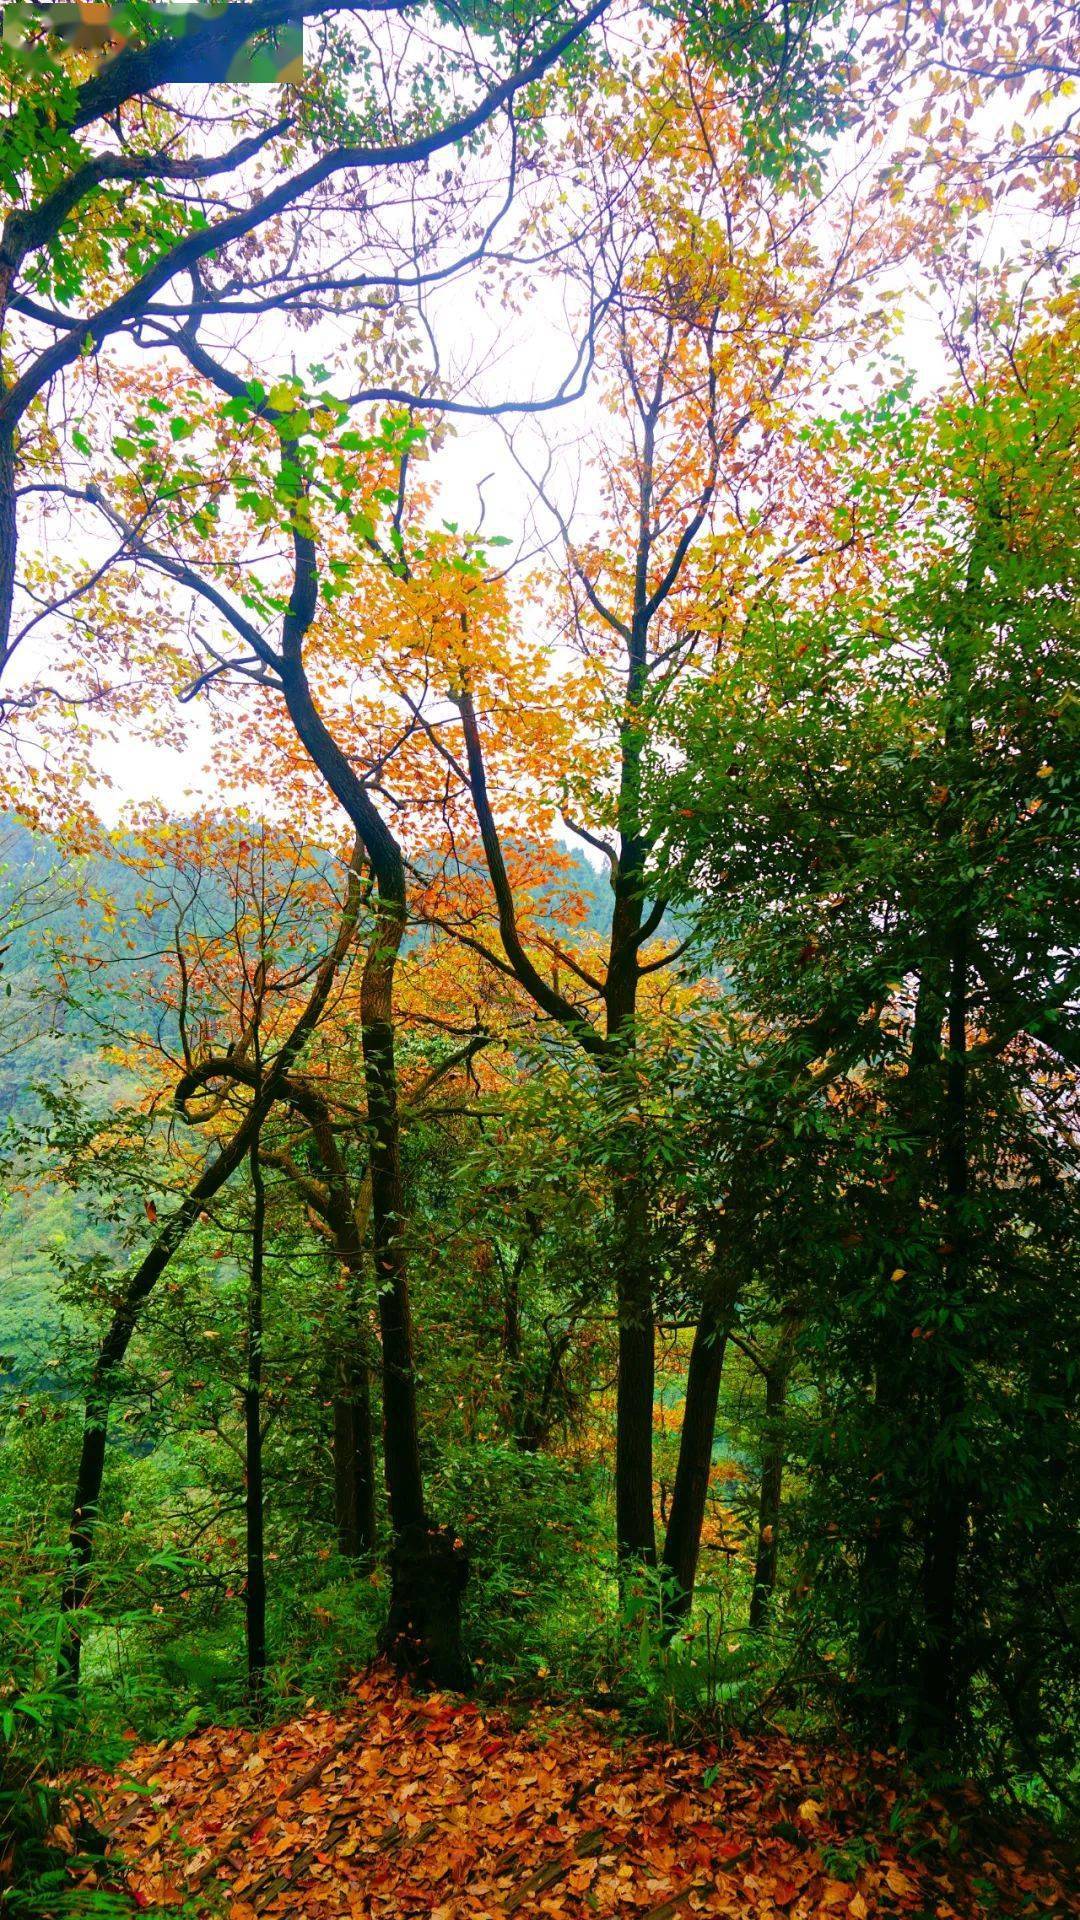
[[456, 688, 607, 1056]]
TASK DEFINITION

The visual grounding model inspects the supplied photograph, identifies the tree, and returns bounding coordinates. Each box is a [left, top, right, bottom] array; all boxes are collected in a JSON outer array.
[[5, 0, 1076, 1716], [401, 30, 915, 1596], [653, 285, 1079, 1761], [0, 0, 611, 701], [59, 816, 368, 1684]]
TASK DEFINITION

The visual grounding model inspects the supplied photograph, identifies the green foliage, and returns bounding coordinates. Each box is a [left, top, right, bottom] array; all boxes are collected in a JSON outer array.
[[0, 1461, 153, 1917], [434, 1443, 602, 1688], [650, 305, 1080, 1793], [675, 0, 853, 184]]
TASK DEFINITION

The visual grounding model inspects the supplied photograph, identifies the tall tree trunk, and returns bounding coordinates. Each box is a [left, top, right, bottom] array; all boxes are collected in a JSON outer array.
[[333, 1355, 376, 1561], [280, 635, 468, 1688], [361, 940, 424, 1536], [362, 931, 468, 1686], [304, 1135, 377, 1562], [749, 1354, 790, 1633], [456, 589, 661, 1583], [917, 910, 970, 1744], [244, 1139, 268, 1714], [614, 1166, 657, 1574], [858, 959, 945, 1728], [913, 592, 979, 1748], [0, 420, 16, 674], [660, 1289, 736, 1625], [606, 574, 658, 1575]]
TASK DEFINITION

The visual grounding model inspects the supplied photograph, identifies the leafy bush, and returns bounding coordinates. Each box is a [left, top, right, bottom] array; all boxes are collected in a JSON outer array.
[[434, 1443, 603, 1687]]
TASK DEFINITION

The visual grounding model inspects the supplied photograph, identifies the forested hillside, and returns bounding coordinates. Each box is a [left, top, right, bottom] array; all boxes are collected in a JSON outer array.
[[0, 2, 1077, 1916]]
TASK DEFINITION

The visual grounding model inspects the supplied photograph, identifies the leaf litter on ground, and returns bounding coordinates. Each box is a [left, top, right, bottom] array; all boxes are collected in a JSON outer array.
[[61, 1665, 1078, 1917]]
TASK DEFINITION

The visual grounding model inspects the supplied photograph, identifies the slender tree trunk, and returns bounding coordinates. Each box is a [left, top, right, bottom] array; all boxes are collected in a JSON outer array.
[[749, 1356, 790, 1633], [59, 1109, 268, 1685], [917, 910, 971, 1743], [614, 1170, 657, 1573], [361, 945, 424, 1535], [660, 1290, 735, 1625], [913, 598, 978, 1748], [279, 657, 423, 1541], [456, 593, 661, 1584], [333, 1355, 376, 1560], [244, 1140, 268, 1713], [0, 419, 16, 673], [280, 646, 468, 1686], [607, 897, 656, 1579], [304, 1133, 377, 1562], [362, 935, 468, 1686], [503, 1276, 522, 1367], [857, 959, 945, 1728], [603, 415, 671, 1582]]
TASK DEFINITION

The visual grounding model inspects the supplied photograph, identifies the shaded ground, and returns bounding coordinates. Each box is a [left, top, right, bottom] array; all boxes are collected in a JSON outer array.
[[63, 1667, 1077, 1917]]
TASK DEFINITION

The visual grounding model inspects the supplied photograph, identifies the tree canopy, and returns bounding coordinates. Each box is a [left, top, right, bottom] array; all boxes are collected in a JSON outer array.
[[1, 3, 1077, 1913]]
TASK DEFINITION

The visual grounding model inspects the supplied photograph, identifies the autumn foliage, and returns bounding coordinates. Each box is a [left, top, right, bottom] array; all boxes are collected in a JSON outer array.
[[0, 2, 1078, 1915]]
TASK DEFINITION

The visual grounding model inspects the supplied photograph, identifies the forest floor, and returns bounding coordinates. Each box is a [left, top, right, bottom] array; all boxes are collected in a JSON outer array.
[[63, 1666, 1078, 1919]]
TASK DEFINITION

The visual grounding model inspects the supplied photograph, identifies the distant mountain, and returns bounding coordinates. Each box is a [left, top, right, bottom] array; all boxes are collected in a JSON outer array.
[[0, 817, 157, 1123], [0, 822, 622, 1118]]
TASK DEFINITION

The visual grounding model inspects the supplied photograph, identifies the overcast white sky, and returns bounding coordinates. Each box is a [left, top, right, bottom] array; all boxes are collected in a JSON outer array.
[[13, 17, 1065, 834]]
